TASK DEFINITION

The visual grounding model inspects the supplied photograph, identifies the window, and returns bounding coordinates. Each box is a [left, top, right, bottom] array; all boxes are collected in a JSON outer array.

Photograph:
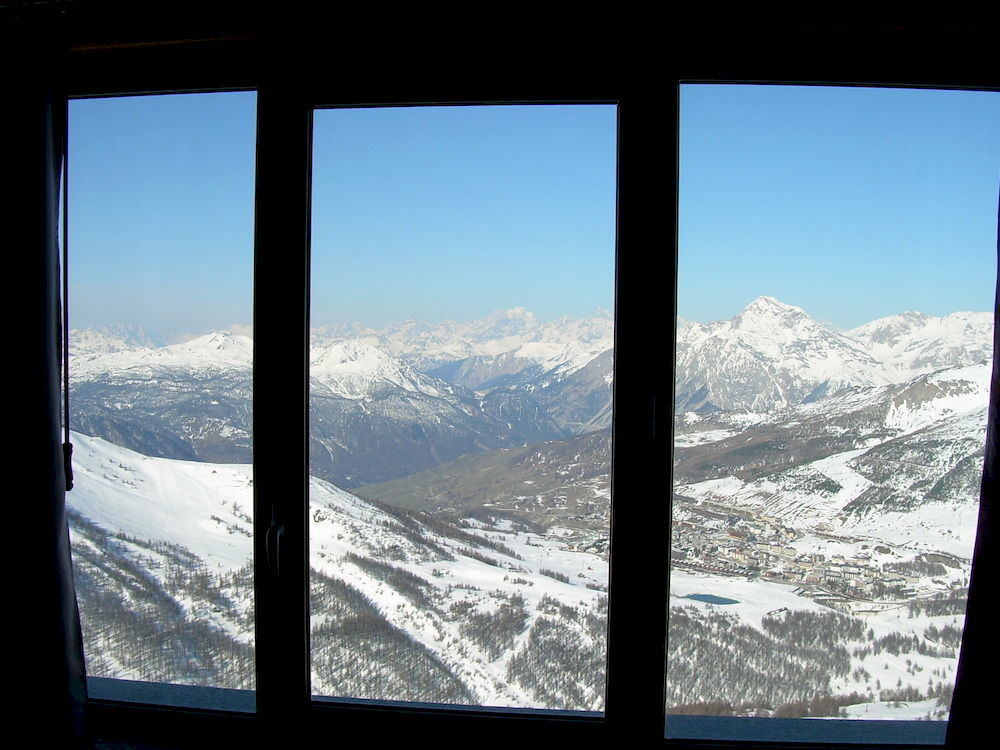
[[308, 104, 616, 709], [67, 91, 257, 701], [666, 83, 999, 745], [28, 16, 997, 750]]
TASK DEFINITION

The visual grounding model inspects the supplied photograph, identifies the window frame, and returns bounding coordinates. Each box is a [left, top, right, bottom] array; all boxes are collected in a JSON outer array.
[[57, 24, 998, 750]]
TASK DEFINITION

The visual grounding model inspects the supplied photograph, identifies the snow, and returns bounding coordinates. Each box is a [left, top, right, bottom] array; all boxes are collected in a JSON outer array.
[[670, 570, 830, 619], [310, 339, 447, 399], [674, 429, 738, 447], [69, 431, 253, 570], [65, 298, 992, 714], [850, 311, 993, 382], [842, 698, 946, 721], [67, 431, 608, 709], [837, 501, 981, 558], [71, 330, 253, 381], [314, 307, 614, 377]]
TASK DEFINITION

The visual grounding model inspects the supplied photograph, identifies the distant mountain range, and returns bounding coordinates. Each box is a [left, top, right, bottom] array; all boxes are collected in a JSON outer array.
[[69, 299, 991, 487], [69, 309, 615, 486]]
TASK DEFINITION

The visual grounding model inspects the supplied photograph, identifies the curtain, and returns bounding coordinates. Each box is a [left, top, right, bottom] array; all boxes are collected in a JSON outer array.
[[946, 191, 999, 747], [8, 22, 89, 746]]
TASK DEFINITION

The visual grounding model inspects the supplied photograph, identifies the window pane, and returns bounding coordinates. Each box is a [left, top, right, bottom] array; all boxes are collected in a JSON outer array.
[[309, 105, 616, 708], [67, 92, 257, 694], [668, 84, 999, 736]]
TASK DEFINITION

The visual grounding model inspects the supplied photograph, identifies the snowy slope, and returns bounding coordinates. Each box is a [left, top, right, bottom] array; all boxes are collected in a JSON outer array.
[[69, 328, 565, 486], [66, 432, 608, 709], [675, 362, 989, 554]]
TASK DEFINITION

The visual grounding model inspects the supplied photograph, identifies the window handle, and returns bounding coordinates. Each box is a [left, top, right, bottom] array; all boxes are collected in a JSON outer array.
[[265, 520, 285, 578]]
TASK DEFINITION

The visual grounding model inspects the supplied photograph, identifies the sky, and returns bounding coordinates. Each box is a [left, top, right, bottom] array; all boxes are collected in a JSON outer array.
[[69, 86, 999, 335], [69, 92, 258, 335], [68, 95, 616, 333], [311, 106, 617, 326], [679, 84, 1000, 329]]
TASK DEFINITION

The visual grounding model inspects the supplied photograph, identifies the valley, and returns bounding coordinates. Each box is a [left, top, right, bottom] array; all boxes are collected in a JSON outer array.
[[65, 298, 992, 720]]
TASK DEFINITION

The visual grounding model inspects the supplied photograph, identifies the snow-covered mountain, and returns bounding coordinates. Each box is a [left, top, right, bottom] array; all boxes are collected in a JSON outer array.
[[848, 310, 994, 382], [67, 431, 607, 708], [310, 339, 450, 400], [68, 299, 992, 489], [72, 330, 253, 380], [675, 297, 993, 413], [68, 324, 169, 356], [676, 297, 890, 412], [674, 361, 991, 555], [376, 307, 614, 374], [68, 310, 618, 485], [310, 308, 613, 397], [69, 346, 986, 716], [69, 329, 565, 487], [64, 298, 994, 721]]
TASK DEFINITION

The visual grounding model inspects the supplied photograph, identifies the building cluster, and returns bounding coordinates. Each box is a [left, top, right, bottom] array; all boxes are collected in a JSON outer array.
[[670, 497, 932, 605]]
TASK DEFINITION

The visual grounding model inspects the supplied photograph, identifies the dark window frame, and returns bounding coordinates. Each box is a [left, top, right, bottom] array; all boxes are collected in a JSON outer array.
[[54, 23, 997, 750]]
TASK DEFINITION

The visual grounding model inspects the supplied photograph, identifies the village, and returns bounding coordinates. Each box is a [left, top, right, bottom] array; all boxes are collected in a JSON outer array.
[[667, 494, 966, 614]]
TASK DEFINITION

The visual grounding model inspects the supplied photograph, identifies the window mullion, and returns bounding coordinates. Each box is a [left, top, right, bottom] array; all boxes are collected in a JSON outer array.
[[253, 82, 313, 722], [603, 92, 675, 743]]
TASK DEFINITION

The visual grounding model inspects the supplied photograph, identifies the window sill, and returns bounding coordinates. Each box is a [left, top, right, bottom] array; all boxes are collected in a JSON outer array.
[[667, 714, 946, 747], [88, 676, 255, 714]]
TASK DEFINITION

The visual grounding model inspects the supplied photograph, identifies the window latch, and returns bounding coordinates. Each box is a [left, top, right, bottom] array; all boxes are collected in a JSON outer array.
[[265, 519, 285, 578]]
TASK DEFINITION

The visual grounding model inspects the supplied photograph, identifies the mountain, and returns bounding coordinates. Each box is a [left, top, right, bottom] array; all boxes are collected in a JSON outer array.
[[65, 300, 993, 720], [522, 348, 614, 433], [68, 324, 169, 356], [678, 297, 881, 413], [66, 431, 608, 708], [70, 300, 992, 489], [71, 329, 253, 375], [307, 341, 564, 487], [673, 361, 990, 555], [69, 309, 616, 486], [848, 311, 994, 381], [675, 299, 993, 414], [71, 331, 254, 464], [70, 331, 565, 487], [377, 307, 613, 374], [314, 308, 615, 426]]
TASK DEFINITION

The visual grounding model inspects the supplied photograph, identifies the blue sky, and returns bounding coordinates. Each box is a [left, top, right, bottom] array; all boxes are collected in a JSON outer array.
[[310, 105, 617, 326], [69, 87, 999, 334], [69, 92, 258, 334], [680, 84, 1000, 329]]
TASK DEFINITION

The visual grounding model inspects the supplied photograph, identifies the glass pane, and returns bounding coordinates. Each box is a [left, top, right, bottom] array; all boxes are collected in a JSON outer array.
[[309, 105, 616, 708], [668, 84, 999, 736], [67, 92, 256, 694]]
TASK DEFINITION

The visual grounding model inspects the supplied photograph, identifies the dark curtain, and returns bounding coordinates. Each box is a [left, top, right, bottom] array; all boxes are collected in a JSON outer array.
[[946, 192, 1000, 747], [7, 18, 88, 747]]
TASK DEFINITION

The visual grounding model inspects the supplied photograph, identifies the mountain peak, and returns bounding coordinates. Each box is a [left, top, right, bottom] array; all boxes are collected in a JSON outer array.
[[497, 307, 537, 322], [742, 296, 801, 314], [474, 308, 540, 340], [164, 330, 253, 365], [733, 296, 810, 330]]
